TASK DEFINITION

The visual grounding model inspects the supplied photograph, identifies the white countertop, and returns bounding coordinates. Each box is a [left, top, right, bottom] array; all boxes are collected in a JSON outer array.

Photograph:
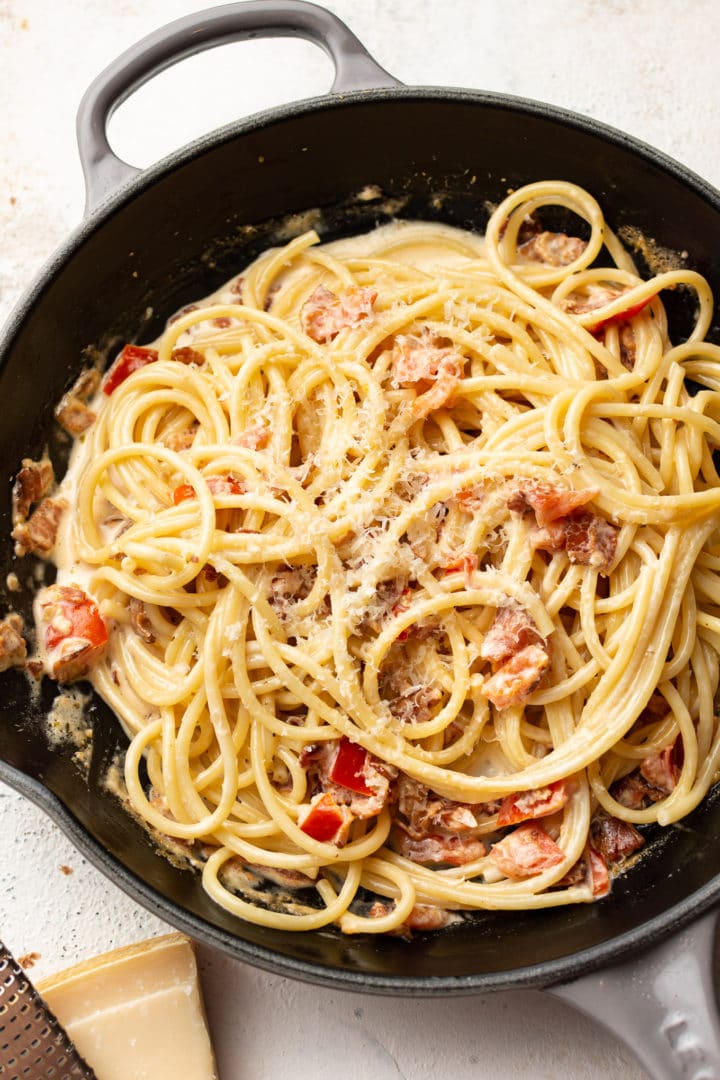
[[2, 2, 720, 1077]]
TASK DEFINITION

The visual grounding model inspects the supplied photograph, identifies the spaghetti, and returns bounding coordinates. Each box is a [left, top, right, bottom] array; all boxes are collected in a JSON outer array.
[[23, 180, 720, 934]]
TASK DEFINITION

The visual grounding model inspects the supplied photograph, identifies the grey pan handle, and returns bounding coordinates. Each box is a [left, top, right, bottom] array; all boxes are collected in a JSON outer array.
[[547, 908, 720, 1079], [76, 0, 401, 214]]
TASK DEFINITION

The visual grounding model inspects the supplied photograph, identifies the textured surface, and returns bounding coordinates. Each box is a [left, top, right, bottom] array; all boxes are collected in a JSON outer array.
[[2, 1, 720, 1077]]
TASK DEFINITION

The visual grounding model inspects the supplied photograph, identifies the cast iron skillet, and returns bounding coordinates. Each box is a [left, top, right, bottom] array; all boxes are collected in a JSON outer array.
[[2, 4, 720, 1075]]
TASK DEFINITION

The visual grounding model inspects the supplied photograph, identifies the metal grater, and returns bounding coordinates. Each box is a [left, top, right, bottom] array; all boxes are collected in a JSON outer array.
[[0, 940, 97, 1080]]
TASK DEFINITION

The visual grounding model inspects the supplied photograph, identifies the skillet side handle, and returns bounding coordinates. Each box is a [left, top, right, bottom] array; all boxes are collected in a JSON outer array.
[[546, 908, 720, 1080], [76, 0, 402, 215]]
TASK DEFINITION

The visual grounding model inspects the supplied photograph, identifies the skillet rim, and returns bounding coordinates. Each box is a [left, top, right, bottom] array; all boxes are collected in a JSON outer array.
[[2, 83, 720, 993]]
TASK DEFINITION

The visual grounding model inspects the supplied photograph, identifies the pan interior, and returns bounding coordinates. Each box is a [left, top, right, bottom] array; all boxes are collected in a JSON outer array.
[[2, 91, 720, 988]]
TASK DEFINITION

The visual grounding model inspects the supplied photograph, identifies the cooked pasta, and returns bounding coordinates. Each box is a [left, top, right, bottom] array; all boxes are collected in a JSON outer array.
[[21, 179, 720, 934]]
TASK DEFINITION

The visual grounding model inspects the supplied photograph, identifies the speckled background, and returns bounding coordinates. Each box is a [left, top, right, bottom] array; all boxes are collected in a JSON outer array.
[[2, 1, 720, 1076]]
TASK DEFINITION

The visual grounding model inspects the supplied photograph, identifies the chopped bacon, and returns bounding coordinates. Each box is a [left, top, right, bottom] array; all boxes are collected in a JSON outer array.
[[167, 302, 199, 326], [269, 565, 316, 612], [69, 368, 101, 401], [297, 792, 353, 844], [396, 774, 482, 838], [173, 475, 246, 504], [563, 512, 617, 569], [171, 346, 205, 365], [391, 329, 463, 418], [38, 584, 108, 683], [610, 771, 653, 809], [357, 576, 409, 635], [489, 822, 565, 878], [509, 483, 618, 572], [590, 814, 644, 864], [12, 497, 67, 556], [234, 423, 270, 450], [300, 284, 377, 343], [403, 904, 457, 931], [12, 457, 53, 522], [102, 344, 159, 395], [481, 644, 549, 710], [393, 829, 486, 866], [518, 231, 587, 267], [480, 604, 543, 665], [497, 780, 568, 827], [639, 745, 679, 794], [246, 864, 314, 889], [619, 324, 636, 370], [0, 613, 27, 672], [380, 670, 442, 724], [162, 424, 198, 451], [129, 597, 155, 644], [443, 552, 478, 583], [588, 847, 610, 897], [507, 481, 598, 527], [213, 316, 232, 329], [300, 738, 393, 819], [54, 395, 96, 436], [562, 285, 654, 332]]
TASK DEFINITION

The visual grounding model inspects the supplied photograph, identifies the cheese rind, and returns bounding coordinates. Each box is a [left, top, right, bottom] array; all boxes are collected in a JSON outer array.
[[36, 933, 218, 1080]]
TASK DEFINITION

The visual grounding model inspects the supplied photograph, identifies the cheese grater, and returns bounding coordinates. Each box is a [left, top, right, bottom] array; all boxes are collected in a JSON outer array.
[[0, 940, 97, 1079]]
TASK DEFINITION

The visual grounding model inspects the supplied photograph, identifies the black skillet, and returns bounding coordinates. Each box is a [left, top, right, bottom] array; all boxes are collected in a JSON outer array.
[[1, 4, 720, 1075]]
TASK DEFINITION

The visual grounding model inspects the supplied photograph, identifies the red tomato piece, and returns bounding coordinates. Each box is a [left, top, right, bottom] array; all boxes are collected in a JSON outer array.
[[497, 780, 568, 827], [328, 737, 373, 796], [588, 847, 610, 897], [443, 553, 478, 577], [588, 296, 653, 334], [43, 585, 108, 652], [172, 475, 245, 505], [298, 793, 353, 844], [489, 822, 565, 878], [102, 345, 159, 395]]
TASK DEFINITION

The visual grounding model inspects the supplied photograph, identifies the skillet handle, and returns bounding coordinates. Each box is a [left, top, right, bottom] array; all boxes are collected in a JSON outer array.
[[546, 907, 720, 1079], [76, 0, 401, 214]]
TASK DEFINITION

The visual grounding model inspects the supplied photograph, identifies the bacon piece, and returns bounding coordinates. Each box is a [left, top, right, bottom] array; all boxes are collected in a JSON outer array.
[[588, 847, 610, 897], [379, 666, 442, 724], [563, 512, 617, 569], [167, 302, 199, 326], [269, 565, 316, 613], [301, 284, 377, 343], [443, 552, 478, 584], [357, 576, 409, 635], [563, 285, 654, 331], [171, 346, 205, 365], [12, 457, 53, 522], [489, 822, 565, 878], [129, 597, 155, 644], [619, 324, 636, 370], [173, 475, 246, 504], [639, 745, 679, 795], [297, 792, 353, 844], [0, 613, 27, 672], [507, 481, 598, 527], [497, 780, 568, 827], [234, 423, 270, 450], [518, 231, 587, 267], [610, 771, 653, 809], [102, 344, 159, 395], [396, 774, 482, 838], [38, 583, 108, 683], [481, 644, 549, 710], [480, 604, 543, 665], [246, 864, 314, 889], [391, 330, 463, 418], [393, 830, 486, 867], [403, 905, 457, 932], [300, 739, 393, 819], [12, 497, 67, 556], [590, 814, 644, 864], [54, 396, 96, 436], [162, 424, 198, 451]]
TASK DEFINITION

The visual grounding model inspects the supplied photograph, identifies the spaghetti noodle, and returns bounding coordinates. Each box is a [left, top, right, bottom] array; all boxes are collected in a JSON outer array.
[[23, 180, 720, 934]]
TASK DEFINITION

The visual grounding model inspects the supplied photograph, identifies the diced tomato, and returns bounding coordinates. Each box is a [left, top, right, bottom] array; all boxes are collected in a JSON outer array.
[[489, 822, 565, 878], [43, 585, 108, 652], [497, 780, 568, 827], [102, 345, 159, 395], [172, 475, 246, 504], [588, 296, 653, 334], [328, 737, 373, 796], [588, 847, 610, 897], [39, 584, 108, 683], [298, 793, 353, 844]]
